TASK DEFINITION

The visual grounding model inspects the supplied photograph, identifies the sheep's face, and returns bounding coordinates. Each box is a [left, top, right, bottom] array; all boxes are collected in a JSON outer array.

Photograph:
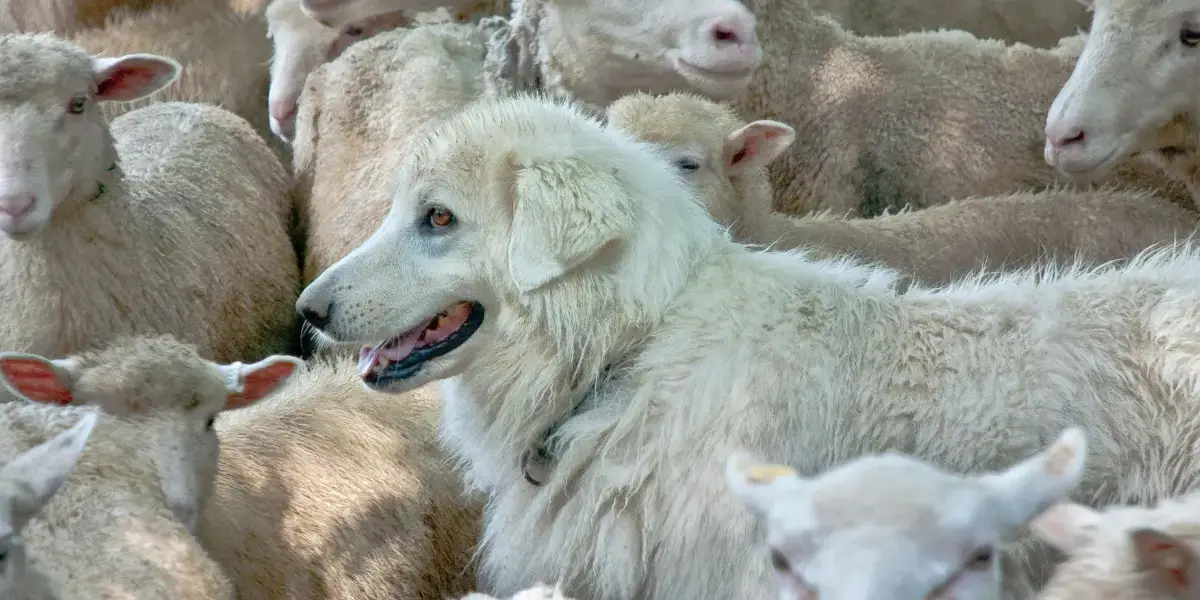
[[266, 0, 409, 141], [546, 0, 761, 103], [0, 336, 302, 535], [0, 37, 180, 239], [1044, 0, 1200, 179], [0, 410, 98, 599], [1032, 500, 1200, 600], [726, 428, 1089, 600], [605, 92, 794, 235], [296, 95, 686, 395]]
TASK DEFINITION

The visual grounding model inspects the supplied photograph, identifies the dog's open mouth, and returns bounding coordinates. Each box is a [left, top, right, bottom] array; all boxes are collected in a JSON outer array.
[[357, 301, 485, 385]]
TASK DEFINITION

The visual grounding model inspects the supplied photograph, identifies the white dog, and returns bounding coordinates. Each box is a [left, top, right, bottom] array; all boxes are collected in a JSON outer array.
[[296, 93, 1200, 600]]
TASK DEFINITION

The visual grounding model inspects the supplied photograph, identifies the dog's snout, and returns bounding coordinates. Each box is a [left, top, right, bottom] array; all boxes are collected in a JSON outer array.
[[298, 303, 331, 330]]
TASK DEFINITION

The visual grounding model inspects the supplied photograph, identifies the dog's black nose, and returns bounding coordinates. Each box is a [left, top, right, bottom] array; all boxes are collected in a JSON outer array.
[[298, 304, 330, 330]]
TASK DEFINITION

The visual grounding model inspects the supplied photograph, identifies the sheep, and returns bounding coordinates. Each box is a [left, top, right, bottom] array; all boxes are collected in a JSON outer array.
[[606, 92, 1200, 288], [725, 427, 1088, 600], [292, 0, 759, 288], [0, 335, 302, 599], [0, 33, 300, 363], [1, 0, 249, 36], [0, 410, 97, 600], [297, 0, 501, 29], [1029, 493, 1200, 600], [196, 358, 481, 600], [71, 0, 290, 160], [1042, 0, 1200, 196], [264, 0, 414, 141], [294, 93, 1200, 600], [298, 0, 1084, 48]]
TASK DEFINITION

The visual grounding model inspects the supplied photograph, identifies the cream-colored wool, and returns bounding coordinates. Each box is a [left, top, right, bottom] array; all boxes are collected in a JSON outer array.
[[0, 0, 252, 36], [72, 0, 290, 160], [733, 8, 1191, 217], [197, 359, 481, 600], [607, 92, 1200, 287], [0, 34, 299, 363]]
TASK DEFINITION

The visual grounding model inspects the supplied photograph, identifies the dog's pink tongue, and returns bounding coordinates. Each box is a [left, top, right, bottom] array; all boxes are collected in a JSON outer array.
[[356, 325, 429, 378]]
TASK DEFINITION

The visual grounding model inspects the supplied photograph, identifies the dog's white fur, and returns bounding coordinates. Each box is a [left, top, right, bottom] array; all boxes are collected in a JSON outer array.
[[297, 93, 1200, 600]]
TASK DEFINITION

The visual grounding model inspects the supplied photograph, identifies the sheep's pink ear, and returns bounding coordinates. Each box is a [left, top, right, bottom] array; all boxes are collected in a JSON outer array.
[[724, 120, 796, 174], [216, 356, 304, 411], [1131, 528, 1200, 599], [91, 54, 182, 103], [1028, 501, 1101, 553], [0, 353, 79, 406]]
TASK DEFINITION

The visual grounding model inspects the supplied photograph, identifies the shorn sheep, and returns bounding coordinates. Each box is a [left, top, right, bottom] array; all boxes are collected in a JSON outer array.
[[0, 410, 97, 600], [0, 337, 301, 599], [0, 33, 300, 362], [292, 0, 759, 286], [197, 359, 481, 600], [726, 427, 1089, 600], [297, 94, 1200, 600], [305, 0, 1189, 216], [607, 92, 1200, 287], [1042, 0, 1200, 192], [1030, 493, 1200, 600], [71, 0, 290, 159]]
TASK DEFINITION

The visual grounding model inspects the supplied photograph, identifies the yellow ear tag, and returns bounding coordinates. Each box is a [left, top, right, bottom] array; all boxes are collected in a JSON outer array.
[[747, 464, 797, 484]]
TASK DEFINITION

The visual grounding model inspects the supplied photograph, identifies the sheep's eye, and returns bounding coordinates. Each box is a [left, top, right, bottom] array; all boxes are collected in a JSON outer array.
[[343, 25, 365, 36], [673, 156, 701, 174], [68, 95, 87, 114], [426, 206, 455, 229], [769, 548, 790, 572], [1181, 27, 1200, 47], [205, 416, 216, 431], [967, 546, 994, 570]]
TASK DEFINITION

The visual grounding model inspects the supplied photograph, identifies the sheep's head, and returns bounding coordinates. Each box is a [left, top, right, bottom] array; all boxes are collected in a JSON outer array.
[[605, 92, 793, 235], [726, 427, 1089, 600], [265, 0, 410, 141], [0, 410, 97, 600], [1031, 495, 1200, 600], [0, 34, 179, 239], [0, 336, 303, 533], [1043, 0, 1200, 179]]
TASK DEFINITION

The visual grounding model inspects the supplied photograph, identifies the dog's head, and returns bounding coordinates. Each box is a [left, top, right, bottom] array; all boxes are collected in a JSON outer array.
[[296, 94, 720, 394]]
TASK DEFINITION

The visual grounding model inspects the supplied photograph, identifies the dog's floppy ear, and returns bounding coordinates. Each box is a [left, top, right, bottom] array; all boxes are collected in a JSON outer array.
[[505, 152, 636, 293]]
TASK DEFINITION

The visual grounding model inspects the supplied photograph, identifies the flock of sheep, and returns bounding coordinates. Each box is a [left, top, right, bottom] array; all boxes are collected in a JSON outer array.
[[1, 0, 1199, 597]]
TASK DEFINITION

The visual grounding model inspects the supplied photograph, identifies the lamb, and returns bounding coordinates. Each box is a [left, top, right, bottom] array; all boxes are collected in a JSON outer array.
[[196, 358, 481, 600], [0, 33, 300, 362], [606, 92, 1200, 288], [292, 0, 759, 286], [0, 335, 302, 599], [71, 0, 290, 159], [1028, 493, 1200, 600], [1042, 0, 1200, 197], [294, 93, 1200, 600], [725, 427, 1089, 600], [0, 410, 97, 600]]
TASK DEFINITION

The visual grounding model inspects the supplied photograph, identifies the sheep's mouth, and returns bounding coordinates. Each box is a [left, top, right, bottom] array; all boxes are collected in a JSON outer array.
[[674, 57, 757, 82], [357, 301, 484, 386]]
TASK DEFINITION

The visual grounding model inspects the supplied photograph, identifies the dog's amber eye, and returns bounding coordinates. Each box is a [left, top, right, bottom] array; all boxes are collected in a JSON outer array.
[[427, 206, 455, 229]]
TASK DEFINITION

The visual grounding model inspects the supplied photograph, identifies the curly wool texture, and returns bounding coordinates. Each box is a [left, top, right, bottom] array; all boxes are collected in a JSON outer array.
[[198, 359, 480, 600], [734, 3, 1191, 217], [1, 402, 233, 600]]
